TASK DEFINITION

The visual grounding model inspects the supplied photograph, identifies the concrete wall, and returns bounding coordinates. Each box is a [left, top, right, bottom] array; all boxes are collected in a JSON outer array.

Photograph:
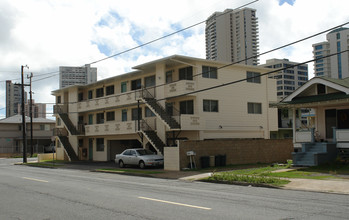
[[38, 153, 57, 162], [177, 139, 293, 170]]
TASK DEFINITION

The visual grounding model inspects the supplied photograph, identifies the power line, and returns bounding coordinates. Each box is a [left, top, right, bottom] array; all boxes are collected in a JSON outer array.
[[87, 0, 259, 65], [48, 22, 349, 106], [1, 1, 257, 83], [49, 49, 349, 114]]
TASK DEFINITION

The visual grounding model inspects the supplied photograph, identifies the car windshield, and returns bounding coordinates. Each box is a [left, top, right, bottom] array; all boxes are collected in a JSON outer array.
[[136, 149, 154, 155]]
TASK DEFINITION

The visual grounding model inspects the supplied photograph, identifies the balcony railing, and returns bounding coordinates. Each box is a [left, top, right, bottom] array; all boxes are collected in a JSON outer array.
[[77, 92, 138, 112], [85, 121, 137, 136], [165, 80, 196, 98]]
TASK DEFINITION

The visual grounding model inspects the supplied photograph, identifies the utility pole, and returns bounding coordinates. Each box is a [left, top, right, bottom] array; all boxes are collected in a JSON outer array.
[[27, 73, 33, 157], [21, 65, 29, 163]]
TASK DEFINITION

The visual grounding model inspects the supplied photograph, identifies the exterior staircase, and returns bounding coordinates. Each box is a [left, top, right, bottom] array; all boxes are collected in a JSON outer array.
[[57, 135, 79, 161], [59, 113, 80, 135], [292, 143, 337, 166], [143, 98, 180, 129], [137, 119, 166, 155]]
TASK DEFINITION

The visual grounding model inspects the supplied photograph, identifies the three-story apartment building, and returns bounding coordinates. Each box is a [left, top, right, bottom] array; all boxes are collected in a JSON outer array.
[[52, 55, 278, 162]]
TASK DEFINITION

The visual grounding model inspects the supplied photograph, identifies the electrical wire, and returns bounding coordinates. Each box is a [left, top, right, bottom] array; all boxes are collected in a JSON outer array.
[[45, 22, 349, 106], [87, 0, 259, 65], [45, 49, 349, 114]]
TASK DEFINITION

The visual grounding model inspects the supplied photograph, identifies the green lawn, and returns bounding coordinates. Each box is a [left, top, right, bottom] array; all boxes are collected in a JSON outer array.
[[205, 163, 349, 186]]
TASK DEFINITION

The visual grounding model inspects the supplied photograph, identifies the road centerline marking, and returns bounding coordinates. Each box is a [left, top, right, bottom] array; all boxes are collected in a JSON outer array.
[[22, 177, 49, 183], [138, 196, 211, 210]]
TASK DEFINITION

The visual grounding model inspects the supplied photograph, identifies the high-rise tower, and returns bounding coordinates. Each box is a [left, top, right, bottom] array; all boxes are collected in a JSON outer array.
[[205, 8, 259, 65]]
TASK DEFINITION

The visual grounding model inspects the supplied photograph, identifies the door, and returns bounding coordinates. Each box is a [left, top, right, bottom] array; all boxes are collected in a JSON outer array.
[[325, 109, 336, 139], [88, 138, 93, 160]]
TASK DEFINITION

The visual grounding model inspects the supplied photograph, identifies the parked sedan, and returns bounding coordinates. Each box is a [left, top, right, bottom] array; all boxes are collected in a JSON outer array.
[[115, 148, 164, 169]]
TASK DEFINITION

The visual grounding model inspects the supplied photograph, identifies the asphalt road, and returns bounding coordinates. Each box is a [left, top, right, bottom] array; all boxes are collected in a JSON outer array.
[[1, 158, 349, 220]]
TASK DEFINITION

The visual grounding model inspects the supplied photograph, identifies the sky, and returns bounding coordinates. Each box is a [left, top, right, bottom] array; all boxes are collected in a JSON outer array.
[[0, 0, 348, 119]]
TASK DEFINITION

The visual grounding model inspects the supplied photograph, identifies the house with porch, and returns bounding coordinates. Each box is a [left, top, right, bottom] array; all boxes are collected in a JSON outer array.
[[274, 76, 349, 166], [51, 55, 278, 168]]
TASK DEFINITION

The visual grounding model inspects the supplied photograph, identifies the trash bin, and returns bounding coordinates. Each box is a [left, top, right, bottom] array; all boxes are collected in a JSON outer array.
[[200, 156, 210, 169], [215, 155, 227, 167]]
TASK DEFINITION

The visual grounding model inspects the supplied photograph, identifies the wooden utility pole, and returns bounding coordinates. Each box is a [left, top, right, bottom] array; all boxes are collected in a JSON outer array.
[[27, 73, 33, 157], [21, 65, 29, 163]]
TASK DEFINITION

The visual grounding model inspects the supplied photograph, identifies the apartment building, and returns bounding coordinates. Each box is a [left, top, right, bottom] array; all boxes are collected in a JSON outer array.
[[52, 55, 277, 162], [6, 80, 27, 117], [260, 59, 309, 138], [17, 100, 47, 118], [260, 58, 308, 101], [59, 64, 97, 89], [205, 8, 259, 65], [312, 27, 349, 79]]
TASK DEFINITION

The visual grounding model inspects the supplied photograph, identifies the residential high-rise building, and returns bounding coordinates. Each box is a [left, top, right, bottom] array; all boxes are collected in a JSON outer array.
[[6, 80, 27, 117], [312, 27, 349, 79], [260, 58, 308, 101], [17, 100, 47, 118], [59, 64, 97, 89], [205, 8, 259, 65]]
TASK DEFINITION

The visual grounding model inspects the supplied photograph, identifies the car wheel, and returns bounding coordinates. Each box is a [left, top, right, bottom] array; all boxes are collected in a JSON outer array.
[[119, 160, 125, 168], [139, 161, 145, 169]]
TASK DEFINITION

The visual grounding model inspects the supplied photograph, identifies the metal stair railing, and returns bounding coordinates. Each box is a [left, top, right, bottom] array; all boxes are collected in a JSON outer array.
[[137, 87, 181, 129], [53, 128, 78, 161], [136, 119, 165, 154]]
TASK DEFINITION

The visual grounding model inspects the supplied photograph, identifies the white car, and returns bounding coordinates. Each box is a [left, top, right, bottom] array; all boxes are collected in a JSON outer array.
[[115, 148, 164, 169]]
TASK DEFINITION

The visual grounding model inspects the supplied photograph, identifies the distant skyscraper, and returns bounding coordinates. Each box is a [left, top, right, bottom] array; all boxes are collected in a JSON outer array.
[[59, 64, 97, 89], [205, 8, 259, 65], [17, 100, 46, 118], [260, 58, 308, 101], [6, 80, 27, 117], [312, 27, 349, 79]]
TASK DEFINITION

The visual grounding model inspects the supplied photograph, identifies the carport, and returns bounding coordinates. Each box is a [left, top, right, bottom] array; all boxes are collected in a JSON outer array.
[[107, 140, 142, 161]]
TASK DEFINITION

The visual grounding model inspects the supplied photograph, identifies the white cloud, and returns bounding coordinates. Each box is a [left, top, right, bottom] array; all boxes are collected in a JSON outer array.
[[0, 0, 348, 118]]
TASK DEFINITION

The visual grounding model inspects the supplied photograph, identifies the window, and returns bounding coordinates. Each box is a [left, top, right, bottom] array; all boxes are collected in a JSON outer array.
[[315, 45, 323, 50], [202, 66, 217, 79], [166, 70, 173, 83], [145, 75, 155, 88], [106, 111, 115, 121], [248, 102, 262, 114], [132, 108, 142, 120], [180, 100, 194, 114], [166, 103, 174, 116], [145, 107, 156, 117], [96, 88, 104, 98], [121, 82, 127, 93], [96, 138, 104, 151], [337, 33, 340, 39], [88, 114, 93, 125], [78, 92, 83, 102], [40, 125, 45, 130], [96, 113, 104, 124], [203, 100, 218, 112], [57, 96, 61, 104], [179, 66, 193, 80], [122, 109, 127, 121], [317, 84, 326, 94], [246, 71, 261, 83], [106, 85, 114, 96], [88, 90, 93, 99], [131, 79, 141, 90]]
